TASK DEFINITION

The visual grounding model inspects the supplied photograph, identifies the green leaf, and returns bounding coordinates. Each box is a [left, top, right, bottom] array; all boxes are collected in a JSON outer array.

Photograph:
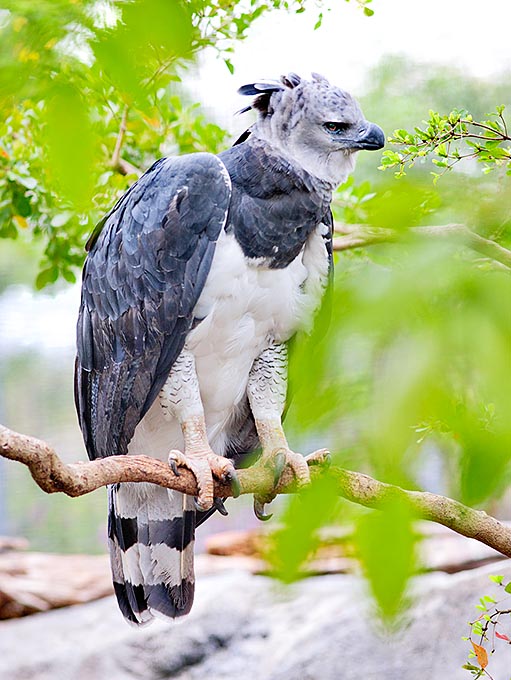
[[472, 621, 484, 635], [356, 498, 418, 620], [314, 12, 323, 30], [43, 83, 95, 207], [35, 266, 58, 290], [62, 268, 76, 284], [489, 575, 504, 584], [268, 471, 340, 583], [436, 143, 447, 157]]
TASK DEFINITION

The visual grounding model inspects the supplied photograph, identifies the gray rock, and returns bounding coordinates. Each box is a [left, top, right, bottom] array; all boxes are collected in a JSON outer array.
[[1, 562, 511, 680]]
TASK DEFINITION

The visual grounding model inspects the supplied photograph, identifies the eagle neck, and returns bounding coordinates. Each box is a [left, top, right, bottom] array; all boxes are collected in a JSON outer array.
[[218, 140, 332, 268]]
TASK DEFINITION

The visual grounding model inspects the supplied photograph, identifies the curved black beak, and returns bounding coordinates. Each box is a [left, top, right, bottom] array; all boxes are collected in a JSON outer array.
[[356, 122, 385, 151]]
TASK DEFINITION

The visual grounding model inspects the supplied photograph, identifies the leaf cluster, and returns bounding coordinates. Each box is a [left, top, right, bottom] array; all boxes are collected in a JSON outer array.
[[0, 0, 313, 286], [381, 108, 511, 181], [462, 575, 511, 679]]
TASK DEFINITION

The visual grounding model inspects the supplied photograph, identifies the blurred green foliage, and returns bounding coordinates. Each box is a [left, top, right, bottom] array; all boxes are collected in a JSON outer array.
[[0, 0, 313, 285], [283, 234, 511, 619], [276, 56, 511, 621]]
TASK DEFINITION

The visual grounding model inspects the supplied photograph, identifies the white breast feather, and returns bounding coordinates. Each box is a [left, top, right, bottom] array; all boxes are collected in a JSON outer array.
[[128, 226, 330, 459]]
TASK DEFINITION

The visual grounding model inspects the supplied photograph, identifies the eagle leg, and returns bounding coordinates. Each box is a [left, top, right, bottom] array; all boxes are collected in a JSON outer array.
[[247, 342, 310, 521], [167, 414, 240, 511], [160, 350, 239, 512]]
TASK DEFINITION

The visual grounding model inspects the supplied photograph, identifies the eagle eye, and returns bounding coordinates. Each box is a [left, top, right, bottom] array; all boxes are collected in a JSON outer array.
[[324, 121, 350, 133]]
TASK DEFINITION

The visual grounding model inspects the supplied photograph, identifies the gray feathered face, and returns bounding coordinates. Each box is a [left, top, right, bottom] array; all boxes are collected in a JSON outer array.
[[239, 72, 384, 187]]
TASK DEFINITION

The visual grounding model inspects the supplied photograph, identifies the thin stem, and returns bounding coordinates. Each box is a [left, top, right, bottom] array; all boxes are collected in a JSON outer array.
[[462, 119, 511, 140], [110, 105, 129, 170]]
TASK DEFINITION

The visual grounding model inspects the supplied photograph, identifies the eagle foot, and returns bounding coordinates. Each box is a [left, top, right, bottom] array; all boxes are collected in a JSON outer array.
[[168, 448, 239, 512], [252, 448, 311, 522]]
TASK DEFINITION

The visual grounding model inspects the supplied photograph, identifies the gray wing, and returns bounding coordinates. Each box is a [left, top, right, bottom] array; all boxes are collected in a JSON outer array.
[[75, 153, 231, 460]]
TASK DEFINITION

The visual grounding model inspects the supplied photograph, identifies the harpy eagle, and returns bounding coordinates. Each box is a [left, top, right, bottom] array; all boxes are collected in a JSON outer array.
[[75, 72, 384, 624]]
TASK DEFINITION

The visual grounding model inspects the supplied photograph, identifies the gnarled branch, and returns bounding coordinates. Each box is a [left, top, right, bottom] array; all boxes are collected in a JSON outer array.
[[2, 423, 511, 559]]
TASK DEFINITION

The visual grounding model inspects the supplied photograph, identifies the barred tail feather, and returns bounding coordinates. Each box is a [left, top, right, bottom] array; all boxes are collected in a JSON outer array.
[[107, 502, 145, 624], [108, 482, 196, 625]]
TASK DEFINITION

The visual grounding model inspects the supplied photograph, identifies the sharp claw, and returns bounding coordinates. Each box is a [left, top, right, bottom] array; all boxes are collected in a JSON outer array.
[[226, 469, 241, 498], [253, 497, 273, 522], [193, 497, 210, 512], [213, 498, 229, 516], [273, 449, 287, 487], [169, 459, 180, 477]]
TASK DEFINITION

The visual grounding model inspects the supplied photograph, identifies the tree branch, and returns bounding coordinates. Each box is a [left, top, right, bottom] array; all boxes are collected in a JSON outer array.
[[110, 106, 142, 177], [2, 423, 511, 559], [333, 222, 511, 271]]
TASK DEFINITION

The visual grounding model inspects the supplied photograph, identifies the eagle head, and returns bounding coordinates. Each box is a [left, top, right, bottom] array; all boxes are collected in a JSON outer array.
[[238, 72, 385, 188]]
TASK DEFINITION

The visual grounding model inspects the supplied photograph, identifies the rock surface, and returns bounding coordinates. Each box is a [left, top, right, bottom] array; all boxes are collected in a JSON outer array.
[[0, 550, 112, 618], [2, 560, 511, 679]]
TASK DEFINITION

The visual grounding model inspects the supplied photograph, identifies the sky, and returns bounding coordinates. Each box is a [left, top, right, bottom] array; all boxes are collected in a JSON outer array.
[[195, 0, 511, 129]]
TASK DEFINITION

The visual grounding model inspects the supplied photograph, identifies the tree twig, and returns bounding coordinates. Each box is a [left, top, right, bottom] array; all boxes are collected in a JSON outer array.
[[110, 106, 128, 169], [333, 222, 511, 270], [115, 158, 142, 177], [110, 106, 142, 177], [2, 423, 511, 559]]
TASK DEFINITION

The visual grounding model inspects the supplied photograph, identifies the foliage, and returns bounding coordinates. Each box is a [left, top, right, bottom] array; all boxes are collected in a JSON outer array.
[[462, 575, 511, 679], [274, 59, 511, 619], [281, 230, 511, 616], [345, 0, 375, 17], [381, 107, 511, 180], [0, 0, 314, 286], [277, 56, 511, 613]]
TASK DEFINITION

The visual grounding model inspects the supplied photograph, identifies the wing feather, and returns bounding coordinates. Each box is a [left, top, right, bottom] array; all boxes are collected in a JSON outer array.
[[75, 153, 231, 460]]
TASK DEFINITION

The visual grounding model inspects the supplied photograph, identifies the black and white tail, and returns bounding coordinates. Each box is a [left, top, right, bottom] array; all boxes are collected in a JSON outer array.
[[108, 482, 196, 624]]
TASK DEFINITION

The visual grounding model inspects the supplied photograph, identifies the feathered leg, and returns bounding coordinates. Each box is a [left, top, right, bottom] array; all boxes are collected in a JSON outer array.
[[247, 341, 310, 520], [160, 348, 240, 511]]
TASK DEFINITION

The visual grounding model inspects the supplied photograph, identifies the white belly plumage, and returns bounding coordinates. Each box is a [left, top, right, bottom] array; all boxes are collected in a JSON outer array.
[[128, 226, 329, 460]]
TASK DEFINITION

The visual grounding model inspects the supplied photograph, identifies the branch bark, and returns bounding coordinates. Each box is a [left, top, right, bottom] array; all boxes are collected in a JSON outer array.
[[333, 222, 511, 271], [2, 423, 511, 559]]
